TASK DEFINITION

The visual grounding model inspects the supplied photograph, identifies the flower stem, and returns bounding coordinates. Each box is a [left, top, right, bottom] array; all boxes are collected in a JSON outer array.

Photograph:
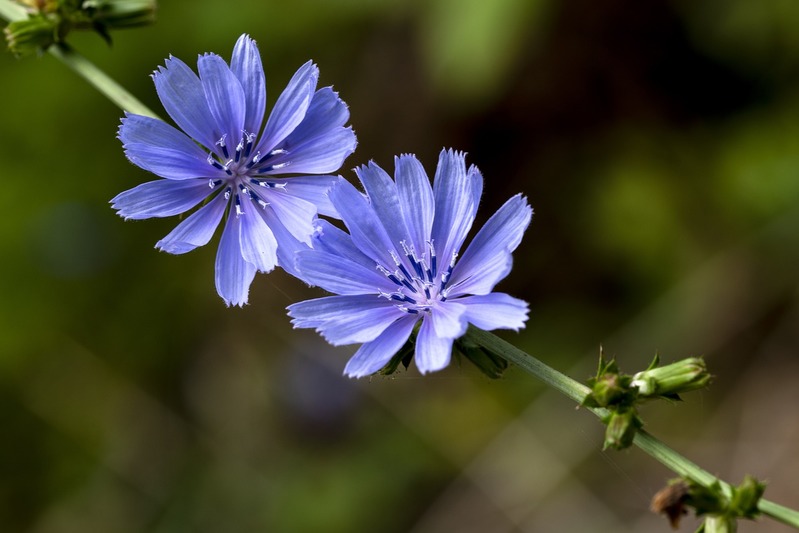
[[463, 326, 799, 530], [0, 0, 158, 118], [48, 43, 159, 118]]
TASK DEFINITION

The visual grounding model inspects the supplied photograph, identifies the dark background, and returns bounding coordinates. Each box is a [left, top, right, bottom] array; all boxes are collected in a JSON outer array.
[[1, 0, 798, 531]]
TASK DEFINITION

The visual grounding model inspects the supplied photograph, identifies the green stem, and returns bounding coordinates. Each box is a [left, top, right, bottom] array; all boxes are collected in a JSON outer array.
[[49, 43, 158, 118], [0, 0, 158, 118], [464, 326, 799, 530]]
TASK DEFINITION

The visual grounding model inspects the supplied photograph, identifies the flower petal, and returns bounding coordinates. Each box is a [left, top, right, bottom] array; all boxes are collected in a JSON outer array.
[[415, 316, 454, 374], [215, 209, 257, 306], [295, 249, 392, 295], [395, 154, 434, 254], [268, 176, 340, 218], [258, 206, 310, 278], [262, 189, 317, 245], [327, 178, 395, 266], [153, 55, 218, 150], [111, 179, 210, 220], [265, 126, 356, 175], [281, 87, 350, 144], [344, 315, 417, 378], [238, 201, 278, 273], [431, 149, 482, 266], [288, 294, 402, 345], [356, 161, 410, 250], [156, 191, 227, 254], [312, 219, 376, 271], [123, 142, 222, 180], [430, 301, 468, 339], [119, 113, 208, 158], [257, 61, 318, 154], [198, 53, 246, 149], [448, 194, 532, 295], [458, 293, 529, 331], [230, 34, 266, 136]]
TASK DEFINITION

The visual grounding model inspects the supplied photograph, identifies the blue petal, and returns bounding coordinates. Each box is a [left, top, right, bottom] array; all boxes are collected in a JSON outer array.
[[215, 209, 257, 306], [153, 55, 218, 150], [344, 315, 417, 378], [448, 194, 532, 295], [258, 206, 310, 279], [230, 34, 266, 136], [281, 87, 350, 144], [415, 316, 454, 374], [288, 295, 402, 345], [262, 190, 317, 245], [395, 154, 434, 254], [356, 161, 410, 250], [458, 293, 529, 331], [198, 53, 246, 150], [119, 114, 208, 158], [111, 179, 210, 220], [312, 219, 376, 271], [327, 179, 395, 266], [295, 249, 393, 295], [238, 201, 278, 273], [267, 176, 340, 218], [156, 191, 227, 254], [124, 142, 222, 180], [430, 301, 468, 339], [431, 149, 482, 267], [266, 126, 356, 175], [256, 61, 319, 154]]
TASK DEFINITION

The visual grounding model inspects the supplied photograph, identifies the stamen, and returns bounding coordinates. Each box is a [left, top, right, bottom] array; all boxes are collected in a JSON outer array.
[[208, 179, 222, 189], [234, 194, 243, 216], [377, 264, 403, 287], [223, 187, 232, 201], [207, 153, 226, 171], [244, 132, 256, 157], [390, 250, 414, 282], [427, 239, 437, 277], [397, 306, 419, 315], [246, 151, 262, 169], [216, 135, 229, 159], [256, 162, 291, 174]]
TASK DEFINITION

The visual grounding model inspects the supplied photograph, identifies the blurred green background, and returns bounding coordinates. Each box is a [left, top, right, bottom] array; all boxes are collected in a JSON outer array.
[[1, 0, 799, 531]]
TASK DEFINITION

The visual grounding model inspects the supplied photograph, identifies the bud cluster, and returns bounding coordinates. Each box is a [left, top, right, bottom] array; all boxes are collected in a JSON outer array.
[[4, 0, 156, 56], [651, 475, 766, 532], [582, 351, 712, 450]]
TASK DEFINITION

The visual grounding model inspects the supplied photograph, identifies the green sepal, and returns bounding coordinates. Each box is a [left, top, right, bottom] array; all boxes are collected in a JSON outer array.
[[453, 335, 509, 379], [377, 339, 415, 376], [582, 350, 637, 409]]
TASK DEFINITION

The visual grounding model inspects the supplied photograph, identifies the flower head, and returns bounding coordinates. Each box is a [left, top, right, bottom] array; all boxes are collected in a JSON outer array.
[[287, 149, 532, 377], [111, 34, 357, 306]]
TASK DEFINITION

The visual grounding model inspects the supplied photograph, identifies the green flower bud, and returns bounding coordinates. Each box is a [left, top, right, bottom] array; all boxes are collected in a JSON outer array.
[[3, 13, 60, 57], [631, 357, 711, 398], [603, 409, 642, 450]]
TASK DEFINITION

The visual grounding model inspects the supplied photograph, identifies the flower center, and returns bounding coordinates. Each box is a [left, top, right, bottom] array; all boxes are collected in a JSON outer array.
[[376, 240, 457, 315], [205, 132, 291, 215]]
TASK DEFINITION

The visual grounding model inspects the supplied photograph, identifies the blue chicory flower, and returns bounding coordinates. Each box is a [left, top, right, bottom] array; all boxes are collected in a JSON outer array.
[[111, 34, 356, 306], [287, 149, 532, 377]]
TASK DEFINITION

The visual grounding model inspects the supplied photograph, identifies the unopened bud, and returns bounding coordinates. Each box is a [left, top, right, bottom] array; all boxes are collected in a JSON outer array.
[[3, 14, 59, 57], [632, 357, 711, 398], [603, 409, 642, 450]]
